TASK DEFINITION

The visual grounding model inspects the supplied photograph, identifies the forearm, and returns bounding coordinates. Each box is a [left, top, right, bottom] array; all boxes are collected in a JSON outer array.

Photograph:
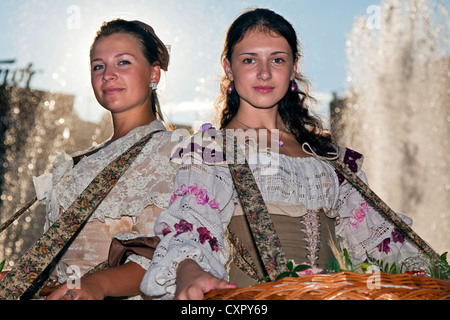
[[83, 262, 146, 298], [175, 259, 235, 300], [140, 162, 235, 298], [176, 259, 203, 282]]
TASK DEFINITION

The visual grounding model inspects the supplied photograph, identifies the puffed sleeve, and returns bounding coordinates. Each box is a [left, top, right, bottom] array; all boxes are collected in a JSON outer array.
[[140, 158, 236, 299], [335, 168, 419, 265], [32, 151, 74, 229]]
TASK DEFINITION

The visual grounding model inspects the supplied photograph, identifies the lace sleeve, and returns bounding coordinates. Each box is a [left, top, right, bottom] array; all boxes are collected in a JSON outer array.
[[335, 169, 418, 264], [140, 161, 236, 299]]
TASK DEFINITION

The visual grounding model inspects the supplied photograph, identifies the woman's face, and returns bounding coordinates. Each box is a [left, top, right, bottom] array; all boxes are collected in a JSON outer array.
[[224, 29, 297, 111], [90, 33, 160, 115]]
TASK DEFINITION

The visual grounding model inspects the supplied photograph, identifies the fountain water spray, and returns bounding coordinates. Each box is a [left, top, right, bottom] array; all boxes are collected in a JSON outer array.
[[332, 0, 449, 254]]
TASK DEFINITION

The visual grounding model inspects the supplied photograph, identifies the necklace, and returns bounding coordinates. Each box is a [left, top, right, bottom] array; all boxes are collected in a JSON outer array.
[[234, 118, 285, 147]]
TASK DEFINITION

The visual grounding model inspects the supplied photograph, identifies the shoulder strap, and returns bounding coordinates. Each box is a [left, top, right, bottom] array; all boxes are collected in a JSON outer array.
[[0, 196, 38, 235], [224, 133, 288, 281], [0, 147, 103, 235], [0, 130, 162, 300], [327, 158, 440, 260]]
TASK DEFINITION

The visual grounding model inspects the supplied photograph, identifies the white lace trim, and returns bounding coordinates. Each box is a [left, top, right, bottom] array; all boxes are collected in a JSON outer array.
[[33, 120, 179, 226], [142, 146, 418, 298], [126, 254, 152, 271], [335, 169, 419, 262], [248, 153, 340, 212], [300, 211, 321, 267]]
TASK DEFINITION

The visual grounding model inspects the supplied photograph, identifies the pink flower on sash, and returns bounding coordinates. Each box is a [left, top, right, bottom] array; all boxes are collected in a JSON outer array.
[[175, 184, 188, 196], [169, 194, 177, 205], [171, 183, 219, 211], [354, 208, 366, 222], [349, 218, 359, 229], [349, 202, 368, 228], [188, 184, 200, 195], [195, 189, 209, 205], [208, 199, 220, 211]]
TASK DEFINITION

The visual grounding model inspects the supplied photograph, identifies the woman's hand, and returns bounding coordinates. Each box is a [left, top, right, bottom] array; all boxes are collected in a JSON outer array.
[[46, 262, 146, 300], [175, 259, 236, 300], [46, 277, 105, 300]]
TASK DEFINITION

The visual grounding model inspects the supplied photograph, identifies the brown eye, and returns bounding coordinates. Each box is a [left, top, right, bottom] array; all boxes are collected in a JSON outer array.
[[273, 58, 285, 64], [243, 58, 255, 64], [92, 64, 104, 71]]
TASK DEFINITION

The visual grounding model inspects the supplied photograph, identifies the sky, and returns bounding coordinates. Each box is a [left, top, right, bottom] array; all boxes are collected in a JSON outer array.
[[0, 0, 429, 127]]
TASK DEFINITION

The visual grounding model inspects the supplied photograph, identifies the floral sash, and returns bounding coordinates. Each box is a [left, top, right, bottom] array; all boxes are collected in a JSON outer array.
[[224, 132, 440, 282], [224, 133, 288, 281], [0, 148, 103, 235], [326, 159, 440, 260], [0, 130, 162, 300]]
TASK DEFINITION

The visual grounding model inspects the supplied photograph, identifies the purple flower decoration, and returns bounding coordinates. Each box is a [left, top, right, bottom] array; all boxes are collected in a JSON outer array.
[[209, 237, 219, 252], [392, 229, 405, 244], [377, 238, 391, 254], [174, 220, 193, 237], [162, 228, 172, 236], [197, 227, 211, 244], [201, 123, 213, 133]]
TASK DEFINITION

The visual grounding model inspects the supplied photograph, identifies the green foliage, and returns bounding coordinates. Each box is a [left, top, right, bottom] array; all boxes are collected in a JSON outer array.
[[343, 248, 354, 272], [273, 251, 450, 281], [324, 256, 341, 274], [429, 252, 450, 280], [365, 254, 403, 274], [275, 261, 311, 280]]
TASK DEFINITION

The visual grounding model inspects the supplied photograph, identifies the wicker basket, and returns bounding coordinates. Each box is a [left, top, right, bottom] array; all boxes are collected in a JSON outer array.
[[204, 272, 450, 300]]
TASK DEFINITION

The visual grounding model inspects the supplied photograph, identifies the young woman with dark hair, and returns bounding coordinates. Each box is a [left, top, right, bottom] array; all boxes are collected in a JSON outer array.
[[140, 8, 419, 300]]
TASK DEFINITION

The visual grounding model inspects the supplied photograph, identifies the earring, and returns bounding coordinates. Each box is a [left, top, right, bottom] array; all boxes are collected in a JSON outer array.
[[290, 81, 296, 92], [151, 82, 158, 91], [227, 85, 233, 93]]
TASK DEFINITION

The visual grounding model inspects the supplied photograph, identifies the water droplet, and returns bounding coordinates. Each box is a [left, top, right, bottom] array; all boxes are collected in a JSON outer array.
[[63, 127, 70, 139]]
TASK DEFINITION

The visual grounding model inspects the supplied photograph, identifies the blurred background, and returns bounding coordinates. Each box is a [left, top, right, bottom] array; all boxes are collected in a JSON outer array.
[[0, 0, 448, 267]]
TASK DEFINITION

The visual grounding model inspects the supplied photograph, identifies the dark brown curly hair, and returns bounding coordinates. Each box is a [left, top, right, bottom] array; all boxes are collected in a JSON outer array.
[[216, 8, 335, 156]]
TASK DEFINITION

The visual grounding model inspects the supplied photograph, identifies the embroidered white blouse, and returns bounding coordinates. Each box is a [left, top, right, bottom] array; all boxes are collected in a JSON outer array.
[[141, 133, 418, 299], [33, 120, 179, 284]]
